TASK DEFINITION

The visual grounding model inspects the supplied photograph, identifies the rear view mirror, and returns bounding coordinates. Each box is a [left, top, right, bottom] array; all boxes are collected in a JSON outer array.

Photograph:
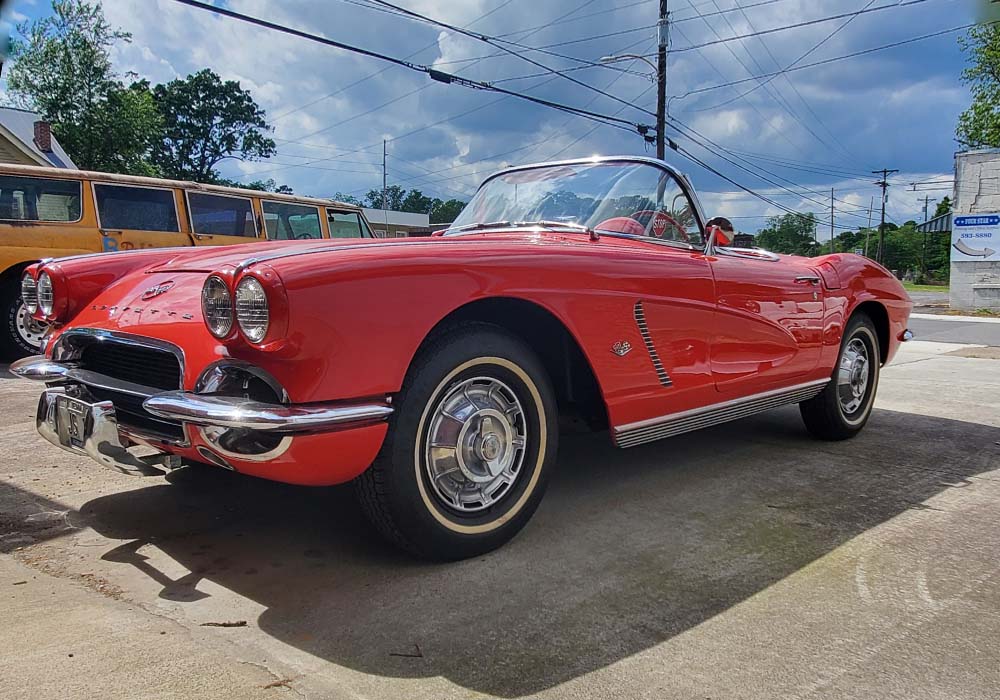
[[708, 224, 732, 247]]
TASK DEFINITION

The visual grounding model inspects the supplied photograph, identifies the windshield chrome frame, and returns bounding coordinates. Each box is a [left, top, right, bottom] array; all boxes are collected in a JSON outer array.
[[448, 155, 710, 250]]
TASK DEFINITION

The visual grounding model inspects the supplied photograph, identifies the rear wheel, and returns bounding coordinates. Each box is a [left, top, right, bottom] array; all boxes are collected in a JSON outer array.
[[799, 313, 880, 440], [1, 279, 46, 361], [356, 324, 558, 560]]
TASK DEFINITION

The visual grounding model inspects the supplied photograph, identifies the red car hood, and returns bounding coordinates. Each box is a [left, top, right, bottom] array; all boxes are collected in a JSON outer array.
[[150, 238, 403, 273]]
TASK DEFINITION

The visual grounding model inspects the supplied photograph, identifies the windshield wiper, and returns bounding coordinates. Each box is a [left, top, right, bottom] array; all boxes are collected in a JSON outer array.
[[444, 220, 513, 234], [519, 220, 599, 241]]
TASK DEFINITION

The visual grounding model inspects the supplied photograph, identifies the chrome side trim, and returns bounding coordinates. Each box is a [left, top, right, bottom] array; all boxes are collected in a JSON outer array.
[[614, 379, 829, 448], [633, 301, 672, 388], [143, 392, 393, 433], [714, 246, 782, 262], [9, 355, 74, 381]]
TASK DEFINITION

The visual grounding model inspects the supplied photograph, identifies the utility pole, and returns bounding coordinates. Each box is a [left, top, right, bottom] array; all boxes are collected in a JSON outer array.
[[830, 187, 835, 254], [382, 139, 388, 213], [872, 168, 898, 264], [920, 195, 936, 276], [864, 196, 874, 257], [655, 0, 668, 159]]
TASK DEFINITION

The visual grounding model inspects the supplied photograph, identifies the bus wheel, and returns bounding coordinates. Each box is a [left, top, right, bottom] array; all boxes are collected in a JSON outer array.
[[2, 279, 46, 360]]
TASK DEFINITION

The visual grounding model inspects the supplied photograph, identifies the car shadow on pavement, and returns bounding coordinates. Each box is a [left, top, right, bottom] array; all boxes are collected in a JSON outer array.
[[75, 405, 999, 698]]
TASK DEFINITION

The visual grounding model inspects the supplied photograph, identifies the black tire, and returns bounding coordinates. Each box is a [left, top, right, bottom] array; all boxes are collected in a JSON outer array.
[[1, 278, 44, 361], [799, 313, 880, 440], [356, 323, 558, 561]]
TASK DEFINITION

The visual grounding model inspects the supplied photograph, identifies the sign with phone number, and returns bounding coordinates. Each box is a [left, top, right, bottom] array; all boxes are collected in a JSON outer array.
[[952, 214, 1000, 262]]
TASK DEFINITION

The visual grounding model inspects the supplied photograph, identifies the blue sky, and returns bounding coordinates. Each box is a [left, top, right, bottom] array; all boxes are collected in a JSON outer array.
[[1, 0, 983, 235]]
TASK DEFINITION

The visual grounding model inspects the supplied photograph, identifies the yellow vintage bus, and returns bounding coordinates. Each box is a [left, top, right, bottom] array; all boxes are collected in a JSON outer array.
[[0, 163, 374, 359]]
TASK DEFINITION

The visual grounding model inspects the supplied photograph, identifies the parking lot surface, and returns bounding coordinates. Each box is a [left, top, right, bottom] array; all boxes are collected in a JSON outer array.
[[2, 317, 999, 699]]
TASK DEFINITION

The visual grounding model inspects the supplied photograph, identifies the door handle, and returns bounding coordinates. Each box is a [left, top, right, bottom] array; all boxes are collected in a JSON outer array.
[[100, 229, 123, 236], [795, 275, 821, 285]]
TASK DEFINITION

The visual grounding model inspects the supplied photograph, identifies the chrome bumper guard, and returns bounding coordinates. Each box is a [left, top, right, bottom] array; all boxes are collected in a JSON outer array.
[[34, 387, 175, 477], [142, 392, 393, 433]]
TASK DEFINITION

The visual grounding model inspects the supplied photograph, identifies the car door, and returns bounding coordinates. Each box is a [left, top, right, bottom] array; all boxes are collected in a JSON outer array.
[[186, 191, 262, 246], [93, 183, 193, 252], [709, 249, 825, 394]]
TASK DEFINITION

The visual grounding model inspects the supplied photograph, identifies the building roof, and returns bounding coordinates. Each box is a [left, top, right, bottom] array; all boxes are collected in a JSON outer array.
[[916, 212, 952, 234], [363, 208, 431, 228], [0, 106, 76, 168]]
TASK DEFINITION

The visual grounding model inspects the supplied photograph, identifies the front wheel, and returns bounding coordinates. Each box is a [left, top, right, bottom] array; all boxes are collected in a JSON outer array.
[[799, 313, 880, 440], [356, 324, 558, 560], [1, 279, 47, 361]]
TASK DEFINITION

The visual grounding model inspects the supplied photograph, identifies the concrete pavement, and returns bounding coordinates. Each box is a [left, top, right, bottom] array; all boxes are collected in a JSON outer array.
[[1, 330, 999, 699]]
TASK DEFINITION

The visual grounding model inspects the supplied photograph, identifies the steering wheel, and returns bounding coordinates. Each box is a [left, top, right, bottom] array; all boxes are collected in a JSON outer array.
[[293, 232, 316, 240], [630, 209, 688, 242]]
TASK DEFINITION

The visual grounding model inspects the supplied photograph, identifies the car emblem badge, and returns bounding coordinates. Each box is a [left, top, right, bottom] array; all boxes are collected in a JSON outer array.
[[612, 340, 632, 357], [141, 281, 175, 300]]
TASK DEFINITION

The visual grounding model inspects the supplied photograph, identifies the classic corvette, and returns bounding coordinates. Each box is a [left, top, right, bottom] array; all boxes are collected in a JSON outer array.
[[11, 156, 913, 560]]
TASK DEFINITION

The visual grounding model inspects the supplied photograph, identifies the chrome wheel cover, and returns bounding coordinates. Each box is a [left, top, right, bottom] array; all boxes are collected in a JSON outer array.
[[14, 302, 46, 350], [837, 337, 870, 415], [424, 376, 527, 513]]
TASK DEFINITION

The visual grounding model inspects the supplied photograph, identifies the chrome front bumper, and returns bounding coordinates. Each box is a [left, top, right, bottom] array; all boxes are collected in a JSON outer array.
[[12, 355, 394, 474], [33, 387, 176, 476]]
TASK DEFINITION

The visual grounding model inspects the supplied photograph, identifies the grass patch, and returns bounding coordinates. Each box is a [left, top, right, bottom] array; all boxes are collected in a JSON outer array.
[[903, 282, 949, 292]]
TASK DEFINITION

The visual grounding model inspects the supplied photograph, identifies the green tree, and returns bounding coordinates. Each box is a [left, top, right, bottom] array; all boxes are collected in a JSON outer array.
[[754, 213, 820, 256], [216, 177, 292, 194], [957, 23, 1000, 148], [364, 185, 406, 210], [400, 189, 435, 214], [5, 0, 162, 174], [150, 69, 276, 183], [934, 196, 952, 218], [332, 191, 363, 206], [430, 198, 467, 224]]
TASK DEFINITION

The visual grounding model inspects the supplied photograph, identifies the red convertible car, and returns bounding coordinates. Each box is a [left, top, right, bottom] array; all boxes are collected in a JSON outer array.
[[12, 156, 912, 559]]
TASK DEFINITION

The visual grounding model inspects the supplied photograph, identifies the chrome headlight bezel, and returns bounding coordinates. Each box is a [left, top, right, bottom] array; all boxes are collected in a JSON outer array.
[[201, 275, 233, 339], [37, 272, 54, 316], [21, 274, 38, 314], [235, 276, 269, 344]]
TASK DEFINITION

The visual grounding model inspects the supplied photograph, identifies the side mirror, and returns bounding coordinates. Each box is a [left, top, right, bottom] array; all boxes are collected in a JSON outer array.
[[707, 225, 732, 247]]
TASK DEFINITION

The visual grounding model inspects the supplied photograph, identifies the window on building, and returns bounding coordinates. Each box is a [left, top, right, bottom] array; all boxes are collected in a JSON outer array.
[[326, 209, 370, 238], [188, 193, 257, 237], [0, 175, 81, 222], [94, 184, 178, 232], [262, 201, 322, 240]]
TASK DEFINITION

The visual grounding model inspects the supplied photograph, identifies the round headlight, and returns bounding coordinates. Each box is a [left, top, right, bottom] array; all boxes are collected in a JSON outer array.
[[202, 275, 233, 338], [235, 276, 269, 343], [37, 272, 54, 316], [20, 274, 38, 314]]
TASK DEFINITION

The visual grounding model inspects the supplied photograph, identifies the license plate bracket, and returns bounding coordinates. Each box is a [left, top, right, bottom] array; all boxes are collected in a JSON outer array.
[[55, 394, 93, 449]]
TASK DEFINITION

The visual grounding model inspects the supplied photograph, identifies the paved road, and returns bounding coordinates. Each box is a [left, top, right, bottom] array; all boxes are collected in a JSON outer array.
[[909, 314, 1000, 346], [2, 337, 999, 699]]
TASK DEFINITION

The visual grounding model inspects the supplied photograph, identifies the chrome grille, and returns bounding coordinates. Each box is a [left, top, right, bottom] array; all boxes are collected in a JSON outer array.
[[79, 342, 181, 391]]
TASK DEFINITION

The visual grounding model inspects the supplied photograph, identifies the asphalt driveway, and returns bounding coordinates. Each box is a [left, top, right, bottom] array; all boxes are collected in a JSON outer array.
[[2, 326, 998, 699]]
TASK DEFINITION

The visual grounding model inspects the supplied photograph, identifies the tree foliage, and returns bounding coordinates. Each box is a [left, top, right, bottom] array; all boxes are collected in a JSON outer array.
[[957, 23, 1000, 148], [150, 69, 276, 183], [934, 196, 952, 218], [753, 213, 820, 256], [362, 185, 466, 223], [5, 0, 162, 174]]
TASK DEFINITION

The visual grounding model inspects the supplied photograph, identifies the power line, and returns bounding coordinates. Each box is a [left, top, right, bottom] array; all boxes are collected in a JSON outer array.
[[671, 0, 941, 53], [361, 0, 657, 118], [673, 22, 982, 101], [168, 0, 653, 138], [692, 0, 879, 111]]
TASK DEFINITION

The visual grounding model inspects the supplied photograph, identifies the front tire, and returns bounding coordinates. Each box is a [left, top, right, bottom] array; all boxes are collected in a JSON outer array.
[[356, 324, 558, 560], [799, 313, 880, 440], [1, 279, 46, 361]]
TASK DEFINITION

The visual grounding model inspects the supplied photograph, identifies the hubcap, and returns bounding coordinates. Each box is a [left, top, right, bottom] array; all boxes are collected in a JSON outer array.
[[14, 302, 46, 350], [424, 376, 527, 512], [837, 337, 870, 415]]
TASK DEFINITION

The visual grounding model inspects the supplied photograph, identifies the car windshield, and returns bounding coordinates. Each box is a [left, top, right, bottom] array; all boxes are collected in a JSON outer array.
[[448, 160, 703, 246]]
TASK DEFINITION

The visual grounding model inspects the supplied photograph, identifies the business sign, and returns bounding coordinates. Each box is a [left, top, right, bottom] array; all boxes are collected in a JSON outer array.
[[952, 214, 1000, 262]]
